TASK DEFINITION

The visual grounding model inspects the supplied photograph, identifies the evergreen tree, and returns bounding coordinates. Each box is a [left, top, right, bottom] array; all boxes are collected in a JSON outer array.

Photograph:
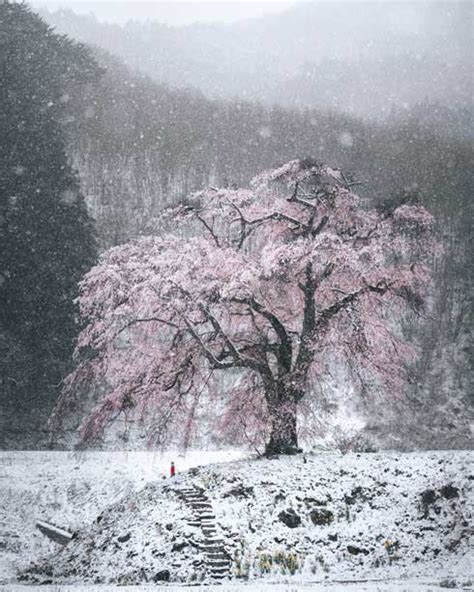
[[0, 2, 100, 445]]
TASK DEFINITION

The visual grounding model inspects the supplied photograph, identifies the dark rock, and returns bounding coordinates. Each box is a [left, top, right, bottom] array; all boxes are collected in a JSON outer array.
[[344, 486, 370, 505], [172, 541, 188, 552], [117, 533, 131, 543], [439, 578, 458, 589], [440, 484, 459, 500], [446, 537, 462, 552], [347, 545, 369, 556], [421, 488, 437, 506], [328, 533, 338, 542], [153, 570, 170, 582], [278, 508, 301, 528], [223, 484, 254, 499], [304, 497, 328, 506], [165, 523, 173, 531], [310, 509, 334, 526]]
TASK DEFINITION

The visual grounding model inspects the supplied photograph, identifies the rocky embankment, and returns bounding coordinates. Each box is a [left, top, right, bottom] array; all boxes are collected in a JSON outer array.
[[20, 451, 473, 585]]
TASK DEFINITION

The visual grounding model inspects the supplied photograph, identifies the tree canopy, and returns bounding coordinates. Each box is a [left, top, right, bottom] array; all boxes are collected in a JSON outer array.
[[56, 159, 436, 454]]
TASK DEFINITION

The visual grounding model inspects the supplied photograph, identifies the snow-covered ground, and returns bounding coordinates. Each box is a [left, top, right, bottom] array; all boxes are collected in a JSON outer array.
[[0, 449, 244, 584], [1, 582, 474, 592], [1, 450, 472, 591]]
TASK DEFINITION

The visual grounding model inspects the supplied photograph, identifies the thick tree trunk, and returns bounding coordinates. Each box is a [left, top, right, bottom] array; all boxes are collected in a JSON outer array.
[[265, 396, 301, 456]]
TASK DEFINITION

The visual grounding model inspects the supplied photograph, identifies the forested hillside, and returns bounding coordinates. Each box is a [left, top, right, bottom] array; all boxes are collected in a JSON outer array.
[[0, 3, 98, 446], [40, 2, 472, 118], [1, 2, 471, 449]]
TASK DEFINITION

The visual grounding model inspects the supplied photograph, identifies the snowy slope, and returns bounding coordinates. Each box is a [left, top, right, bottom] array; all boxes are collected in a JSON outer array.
[[0, 449, 244, 584], [13, 451, 473, 588]]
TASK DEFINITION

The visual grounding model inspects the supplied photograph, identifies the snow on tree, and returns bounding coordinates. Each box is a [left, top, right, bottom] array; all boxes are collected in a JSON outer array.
[[53, 159, 437, 454]]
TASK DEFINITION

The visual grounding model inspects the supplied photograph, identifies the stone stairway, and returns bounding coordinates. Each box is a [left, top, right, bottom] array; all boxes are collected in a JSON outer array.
[[179, 487, 232, 581]]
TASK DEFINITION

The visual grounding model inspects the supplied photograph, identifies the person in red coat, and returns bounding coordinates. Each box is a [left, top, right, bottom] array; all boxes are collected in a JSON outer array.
[[170, 461, 175, 477]]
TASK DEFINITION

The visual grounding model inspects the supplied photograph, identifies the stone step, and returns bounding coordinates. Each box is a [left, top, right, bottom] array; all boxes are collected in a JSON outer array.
[[197, 514, 216, 520], [207, 551, 229, 558], [189, 512, 214, 518], [190, 518, 217, 526], [183, 492, 208, 497], [200, 542, 225, 547], [207, 557, 230, 565], [208, 554, 231, 561], [210, 565, 230, 573]]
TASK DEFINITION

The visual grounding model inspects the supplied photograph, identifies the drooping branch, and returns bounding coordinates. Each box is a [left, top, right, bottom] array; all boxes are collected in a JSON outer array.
[[198, 304, 268, 375], [182, 316, 235, 370], [196, 214, 221, 248], [114, 316, 179, 339], [227, 198, 307, 246]]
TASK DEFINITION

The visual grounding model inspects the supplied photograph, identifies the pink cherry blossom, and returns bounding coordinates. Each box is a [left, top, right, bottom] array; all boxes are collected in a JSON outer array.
[[52, 160, 437, 455]]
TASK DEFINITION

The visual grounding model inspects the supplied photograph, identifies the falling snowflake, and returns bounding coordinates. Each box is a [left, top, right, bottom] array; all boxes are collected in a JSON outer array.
[[338, 131, 354, 147]]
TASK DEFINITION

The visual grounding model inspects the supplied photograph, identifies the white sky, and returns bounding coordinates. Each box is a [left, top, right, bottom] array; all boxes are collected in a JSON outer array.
[[31, 0, 297, 25]]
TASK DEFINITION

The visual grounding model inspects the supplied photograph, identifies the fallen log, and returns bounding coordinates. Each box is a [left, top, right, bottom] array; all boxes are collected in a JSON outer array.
[[35, 520, 73, 545]]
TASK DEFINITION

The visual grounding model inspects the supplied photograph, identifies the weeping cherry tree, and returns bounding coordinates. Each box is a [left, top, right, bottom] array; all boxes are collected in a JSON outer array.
[[54, 159, 436, 454]]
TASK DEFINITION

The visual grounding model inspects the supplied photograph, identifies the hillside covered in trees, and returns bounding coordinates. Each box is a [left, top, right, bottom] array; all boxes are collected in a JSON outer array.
[[1, 1, 472, 450], [0, 2, 98, 446], [40, 1, 472, 119]]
